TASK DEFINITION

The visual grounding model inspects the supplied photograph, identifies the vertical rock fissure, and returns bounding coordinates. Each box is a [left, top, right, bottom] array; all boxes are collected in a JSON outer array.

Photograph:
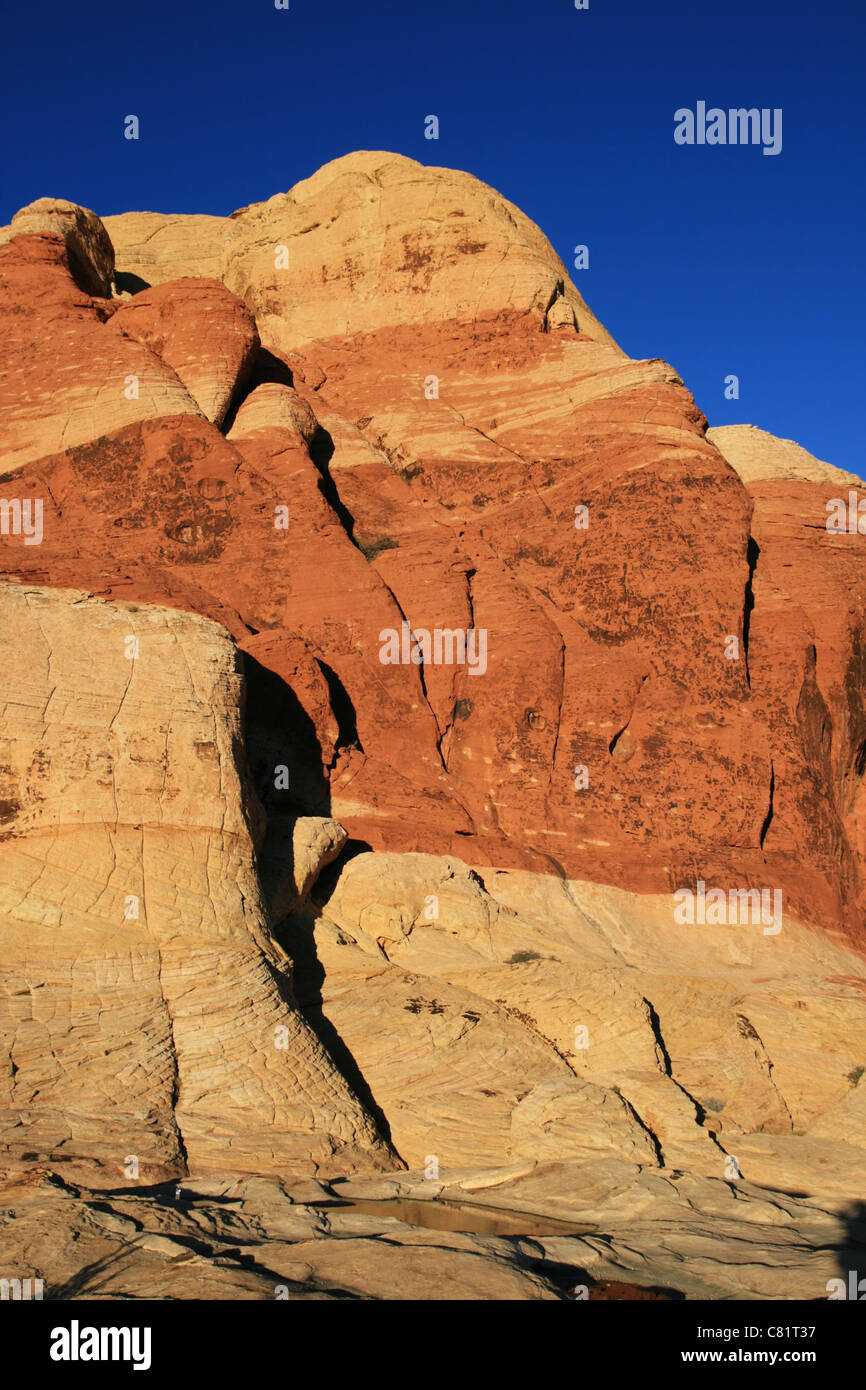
[[643, 997, 673, 1077], [742, 536, 760, 688], [760, 760, 775, 850]]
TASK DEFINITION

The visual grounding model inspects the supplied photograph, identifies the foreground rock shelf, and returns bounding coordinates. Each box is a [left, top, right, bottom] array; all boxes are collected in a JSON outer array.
[[1, 1162, 861, 1300]]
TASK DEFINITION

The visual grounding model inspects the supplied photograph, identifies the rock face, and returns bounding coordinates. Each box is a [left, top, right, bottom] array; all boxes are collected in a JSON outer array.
[[107, 278, 260, 427], [2, 1162, 863, 1301], [0, 232, 201, 473], [105, 152, 619, 353], [282, 851, 866, 1190], [7, 151, 859, 937], [0, 152, 865, 1300], [0, 198, 114, 296], [0, 583, 391, 1184]]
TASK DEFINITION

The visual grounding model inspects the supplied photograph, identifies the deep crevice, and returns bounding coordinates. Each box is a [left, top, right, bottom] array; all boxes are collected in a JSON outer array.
[[243, 652, 331, 815], [316, 659, 364, 758], [541, 279, 566, 333], [608, 724, 628, 756], [275, 910, 400, 1155], [643, 998, 673, 1077], [760, 760, 775, 850], [220, 346, 295, 434], [308, 426, 358, 545], [742, 536, 760, 688], [617, 1093, 664, 1168]]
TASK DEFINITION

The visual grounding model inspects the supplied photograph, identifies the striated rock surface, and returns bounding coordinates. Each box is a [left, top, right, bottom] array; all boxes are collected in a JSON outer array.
[[107, 278, 260, 426], [281, 850, 866, 1190], [0, 197, 114, 296], [1, 152, 865, 1300], [0, 233, 201, 472], [0, 583, 391, 1183]]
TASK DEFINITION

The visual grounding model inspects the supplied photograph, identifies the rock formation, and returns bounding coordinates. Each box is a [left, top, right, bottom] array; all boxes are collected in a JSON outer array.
[[0, 153, 864, 1300], [0, 583, 391, 1183]]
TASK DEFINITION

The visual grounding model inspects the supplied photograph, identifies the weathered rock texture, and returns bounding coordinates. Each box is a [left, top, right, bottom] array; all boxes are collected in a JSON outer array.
[[283, 851, 866, 1193], [4, 154, 861, 937], [0, 198, 114, 296], [0, 154, 865, 1300], [2, 1161, 863, 1301], [0, 583, 391, 1183], [104, 152, 618, 352]]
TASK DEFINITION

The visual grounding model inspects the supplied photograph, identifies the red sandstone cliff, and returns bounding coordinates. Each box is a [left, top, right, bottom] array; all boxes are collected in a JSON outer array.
[[1, 155, 864, 942]]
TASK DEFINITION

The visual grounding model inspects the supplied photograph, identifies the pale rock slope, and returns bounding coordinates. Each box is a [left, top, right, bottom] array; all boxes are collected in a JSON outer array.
[[105, 151, 619, 351], [710, 424, 861, 487], [0, 582, 391, 1183]]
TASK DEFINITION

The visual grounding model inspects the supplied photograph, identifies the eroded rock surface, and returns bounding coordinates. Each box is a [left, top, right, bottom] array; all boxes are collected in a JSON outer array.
[[0, 583, 391, 1184], [281, 850, 866, 1191], [1, 152, 864, 1301], [6, 155, 862, 935]]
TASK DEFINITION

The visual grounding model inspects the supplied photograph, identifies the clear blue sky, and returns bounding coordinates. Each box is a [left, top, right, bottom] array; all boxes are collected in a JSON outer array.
[[1, 0, 863, 475]]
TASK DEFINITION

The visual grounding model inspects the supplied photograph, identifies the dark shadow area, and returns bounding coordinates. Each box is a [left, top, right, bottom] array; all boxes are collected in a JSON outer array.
[[759, 760, 775, 848], [247, 346, 295, 390], [317, 660, 363, 754], [275, 907, 396, 1150], [243, 652, 330, 817], [241, 650, 390, 1151], [100, 1180, 228, 1203], [220, 345, 295, 435], [310, 838, 374, 911], [833, 1199, 866, 1298], [113, 270, 151, 295], [308, 425, 359, 543], [742, 535, 759, 686]]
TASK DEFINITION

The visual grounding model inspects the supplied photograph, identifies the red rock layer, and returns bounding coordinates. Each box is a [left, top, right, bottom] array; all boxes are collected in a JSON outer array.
[[1, 160, 864, 943]]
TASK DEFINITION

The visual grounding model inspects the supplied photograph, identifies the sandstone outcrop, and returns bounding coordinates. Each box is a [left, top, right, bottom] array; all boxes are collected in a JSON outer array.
[[105, 152, 619, 352], [0, 233, 201, 472], [2, 1150, 863, 1300], [1, 152, 864, 1301], [709, 424, 861, 487], [107, 278, 260, 426], [0, 197, 114, 296], [32, 155, 865, 938], [282, 850, 866, 1189], [0, 583, 391, 1184]]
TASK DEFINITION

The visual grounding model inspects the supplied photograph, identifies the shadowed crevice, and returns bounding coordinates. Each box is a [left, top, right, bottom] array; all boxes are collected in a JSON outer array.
[[742, 535, 760, 687]]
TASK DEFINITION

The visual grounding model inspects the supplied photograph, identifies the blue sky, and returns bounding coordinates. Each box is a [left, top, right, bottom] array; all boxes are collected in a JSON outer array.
[[1, 0, 863, 474]]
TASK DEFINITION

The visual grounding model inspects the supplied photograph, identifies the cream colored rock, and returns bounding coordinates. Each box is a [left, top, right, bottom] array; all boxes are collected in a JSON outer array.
[[227, 382, 319, 444], [289, 816, 348, 899], [104, 152, 620, 353], [259, 814, 348, 923], [0, 1170, 564, 1300], [281, 849, 866, 1192], [101, 210, 226, 285], [709, 423, 861, 486], [0, 583, 391, 1184], [335, 1159, 866, 1300], [283, 927, 656, 1169]]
